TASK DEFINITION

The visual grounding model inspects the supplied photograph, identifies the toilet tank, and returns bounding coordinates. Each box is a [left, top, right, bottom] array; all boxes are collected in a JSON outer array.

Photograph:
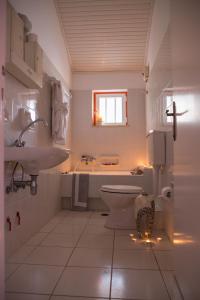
[[165, 131, 174, 166], [147, 130, 165, 166], [147, 130, 173, 166]]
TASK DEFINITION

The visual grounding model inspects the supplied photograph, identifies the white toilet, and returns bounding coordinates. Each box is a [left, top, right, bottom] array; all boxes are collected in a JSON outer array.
[[100, 185, 143, 229]]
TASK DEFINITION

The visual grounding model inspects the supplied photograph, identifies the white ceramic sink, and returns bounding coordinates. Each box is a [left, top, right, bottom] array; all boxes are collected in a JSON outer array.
[[5, 146, 70, 175]]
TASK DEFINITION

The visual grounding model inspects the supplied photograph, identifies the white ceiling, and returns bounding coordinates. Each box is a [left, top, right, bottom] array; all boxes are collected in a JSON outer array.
[[54, 0, 153, 72]]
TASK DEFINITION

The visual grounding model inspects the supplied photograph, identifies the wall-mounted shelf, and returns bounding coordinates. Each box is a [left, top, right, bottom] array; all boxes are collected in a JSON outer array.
[[6, 2, 43, 89]]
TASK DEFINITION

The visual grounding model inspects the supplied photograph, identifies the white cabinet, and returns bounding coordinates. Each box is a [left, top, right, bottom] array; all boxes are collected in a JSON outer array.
[[10, 6, 24, 60], [6, 3, 43, 89], [25, 39, 43, 78]]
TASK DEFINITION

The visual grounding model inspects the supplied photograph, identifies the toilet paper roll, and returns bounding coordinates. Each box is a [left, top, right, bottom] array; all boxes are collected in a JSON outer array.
[[161, 186, 172, 198]]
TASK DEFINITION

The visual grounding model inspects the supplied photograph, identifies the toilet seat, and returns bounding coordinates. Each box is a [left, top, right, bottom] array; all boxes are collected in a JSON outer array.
[[101, 185, 143, 194]]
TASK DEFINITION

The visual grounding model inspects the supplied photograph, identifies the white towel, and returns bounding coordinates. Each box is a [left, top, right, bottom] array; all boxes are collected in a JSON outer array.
[[72, 173, 89, 208], [52, 80, 69, 144], [134, 194, 153, 219]]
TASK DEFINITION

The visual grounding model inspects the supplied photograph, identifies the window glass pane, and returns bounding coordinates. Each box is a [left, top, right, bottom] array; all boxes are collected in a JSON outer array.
[[94, 92, 127, 126], [106, 97, 115, 123], [115, 97, 123, 123], [174, 94, 195, 123], [99, 97, 106, 122]]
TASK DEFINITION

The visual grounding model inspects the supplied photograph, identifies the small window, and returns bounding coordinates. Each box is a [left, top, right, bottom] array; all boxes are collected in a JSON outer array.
[[163, 93, 173, 125], [163, 92, 194, 125], [93, 91, 128, 126]]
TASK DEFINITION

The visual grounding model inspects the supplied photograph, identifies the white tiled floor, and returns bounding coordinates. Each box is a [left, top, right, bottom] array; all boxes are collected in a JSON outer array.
[[54, 267, 111, 298], [68, 248, 112, 268], [111, 269, 169, 299], [6, 210, 182, 300], [154, 250, 174, 271], [26, 232, 48, 246], [25, 246, 73, 266], [113, 249, 158, 269], [8, 246, 35, 263], [6, 264, 63, 294]]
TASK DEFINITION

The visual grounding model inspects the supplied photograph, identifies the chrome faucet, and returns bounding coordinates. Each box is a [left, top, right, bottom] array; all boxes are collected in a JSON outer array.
[[14, 118, 48, 147]]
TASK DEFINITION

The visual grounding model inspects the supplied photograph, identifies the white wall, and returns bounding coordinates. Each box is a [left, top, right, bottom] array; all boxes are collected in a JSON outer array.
[[73, 71, 145, 90], [4, 57, 71, 257], [4, 1, 72, 257], [71, 72, 147, 170], [0, 0, 6, 297], [145, 0, 171, 132], [5, 53, 72, 168], [5, 171, 61, 258], [147, 0, 171, 72], [9, 0, 72, 88]]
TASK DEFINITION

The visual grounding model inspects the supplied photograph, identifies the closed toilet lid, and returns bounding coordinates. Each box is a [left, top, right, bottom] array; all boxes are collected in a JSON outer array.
[[101, 185, 143, 194]]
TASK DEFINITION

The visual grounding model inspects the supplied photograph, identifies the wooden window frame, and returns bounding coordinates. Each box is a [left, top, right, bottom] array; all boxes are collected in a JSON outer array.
[[93, 91, 128, 126]]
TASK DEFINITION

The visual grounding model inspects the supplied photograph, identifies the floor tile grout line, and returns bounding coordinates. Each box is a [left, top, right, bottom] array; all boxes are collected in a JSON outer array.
[[5, 211, 89, 294], [52, 294, 111, 299], [38, 214, 92, 248], [6, 262, 166, 271], [28, 230, 51, 247], [152, 249, 174, 252], [5, 289, 140, 300], [108, 229, 115, 300], [34, 245, 113, 249], [173, 273, 185, 300], [5, 290, 110, 299], [40, 216, 66, 230], [151, 248, 172, 300], [39, 211, 91, 234], [5, 290, 51, 296], [49, 210, 94, 297], [152, 248, 175, 271], [6, 211, 113, 298], [113, 247, 160, 252], [38, 219, 66, 240], [52, 292, 110, 299], [6, 244, 38, 279], [6, 290, 113, 300], [13, 262, 112, 269], [7, 213, 84, 267], [5, 263, 21, 281]]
